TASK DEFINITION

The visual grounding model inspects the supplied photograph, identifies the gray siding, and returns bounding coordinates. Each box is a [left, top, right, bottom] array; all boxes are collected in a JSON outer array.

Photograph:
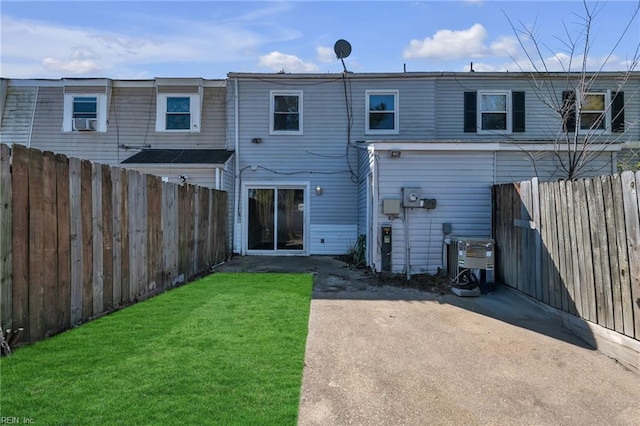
[[223, 157, 235, 252], [231, 76, 439, 255], [495, 151, 615, 183], [346, 78, 437, 141], [0, 86, 37, 146], [435, 76, 640, 143], [618, 147, 640, 171], [373, 150, 494, 274], [22, 85, 226, 166], [232, 77, 359, 254], [357, 146, 370, 236]]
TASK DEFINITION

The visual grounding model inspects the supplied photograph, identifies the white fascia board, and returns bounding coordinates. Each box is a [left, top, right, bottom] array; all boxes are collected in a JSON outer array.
[[155, 77, 203, 87], [8, 78, 113, 87], [62, 78, 112, 87], [7, 78, 224, 88], [115, 79, 224, 88], [621, 140, 640, 148], [366, 141, 622, 152]]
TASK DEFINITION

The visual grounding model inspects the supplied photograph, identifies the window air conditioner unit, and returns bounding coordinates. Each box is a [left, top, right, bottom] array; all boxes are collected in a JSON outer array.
[[445, 236, 494, 284], [73, 118, 97, 131]]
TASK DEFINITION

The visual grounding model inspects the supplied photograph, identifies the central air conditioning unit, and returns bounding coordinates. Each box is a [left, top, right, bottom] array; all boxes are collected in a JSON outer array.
[[73, 118, 97, 131], [445, 236, 494, 285]]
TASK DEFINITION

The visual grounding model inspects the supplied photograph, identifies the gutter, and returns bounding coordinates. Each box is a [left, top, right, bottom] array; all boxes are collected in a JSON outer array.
[[233, 77, 240, 254]]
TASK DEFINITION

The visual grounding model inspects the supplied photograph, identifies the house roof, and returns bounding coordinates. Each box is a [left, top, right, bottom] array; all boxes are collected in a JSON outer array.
[[226, 71, 639, 80], [121, 149, 233, 165]]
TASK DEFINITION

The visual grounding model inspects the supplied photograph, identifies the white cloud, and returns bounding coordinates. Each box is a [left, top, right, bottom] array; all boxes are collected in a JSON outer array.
[[469, 51, 634, 73], [258, 51, 319, 72], [42, 58, 103, 74], [316, 46, 336, 63], [0, 11, 303, 78], [403, 24, 518, 60]]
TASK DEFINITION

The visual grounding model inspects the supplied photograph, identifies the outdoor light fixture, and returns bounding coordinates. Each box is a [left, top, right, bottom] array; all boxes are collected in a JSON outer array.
[[390, 150, 401, 158], [251, 137, 262, 144], [315, 186, 323, 196]]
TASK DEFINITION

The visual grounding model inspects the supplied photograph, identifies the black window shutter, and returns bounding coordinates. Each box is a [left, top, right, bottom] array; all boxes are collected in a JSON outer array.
[[562, 91, 576, 132], [611, 91, 624, 133], [464, 91, 477, 132], [512, 91, 525, 132]]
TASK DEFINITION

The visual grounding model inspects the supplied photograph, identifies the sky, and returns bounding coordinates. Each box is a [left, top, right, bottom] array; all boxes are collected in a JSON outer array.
[[1, 0, 639, 80]]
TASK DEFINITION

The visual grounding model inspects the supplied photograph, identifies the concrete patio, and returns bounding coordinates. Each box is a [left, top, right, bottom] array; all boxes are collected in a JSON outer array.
[[217, 256, 640, 425]]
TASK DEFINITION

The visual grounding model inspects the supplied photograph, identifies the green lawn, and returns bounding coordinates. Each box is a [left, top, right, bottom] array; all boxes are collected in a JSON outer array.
[[0, 273, 313, 425]]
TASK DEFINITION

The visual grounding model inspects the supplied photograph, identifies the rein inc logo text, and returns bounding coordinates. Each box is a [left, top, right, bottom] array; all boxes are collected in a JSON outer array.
[[1, 418, 35, 424]]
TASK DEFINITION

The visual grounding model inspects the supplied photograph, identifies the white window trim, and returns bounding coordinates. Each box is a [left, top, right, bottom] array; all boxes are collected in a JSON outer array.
[[241, 181, 310, 255], [155, 94, 201, 133], [477, 90, 512, 134], [62, 94, 108, 132], [269, 90, 303, 135], [577, 90, 611, 135], [365, 90, 399, 135]]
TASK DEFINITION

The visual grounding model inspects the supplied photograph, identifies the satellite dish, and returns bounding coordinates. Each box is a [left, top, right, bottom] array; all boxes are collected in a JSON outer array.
[[334, 39, 352, 59]]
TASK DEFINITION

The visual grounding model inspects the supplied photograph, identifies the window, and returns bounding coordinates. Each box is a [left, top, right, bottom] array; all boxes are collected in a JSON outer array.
[[580, 92, 607, 131], [562, 90, 624, 134], [73, 97, 97, 119], [479, 92, 508, 131], [366, 90, 398, 134], [156, 94, 201, 132], [62, 93, 108, 132], [270, 91, 302, 134], [464, 91, 525, 134], [166, 97, 191, 130]]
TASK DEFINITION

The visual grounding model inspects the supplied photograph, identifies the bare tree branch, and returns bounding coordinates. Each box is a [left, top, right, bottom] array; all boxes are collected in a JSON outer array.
[[505, 0, 640, 179]]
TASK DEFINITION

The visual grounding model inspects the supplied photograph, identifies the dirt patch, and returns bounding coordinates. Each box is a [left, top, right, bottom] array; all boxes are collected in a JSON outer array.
[[336, 257, 453, 295], [373, 271, 452, 294]]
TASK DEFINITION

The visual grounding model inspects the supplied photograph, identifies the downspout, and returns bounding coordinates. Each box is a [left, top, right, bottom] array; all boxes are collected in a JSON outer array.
[[233, 77, 240, 254], [215, 168, 221, 190], [27, 86, 39, 148]]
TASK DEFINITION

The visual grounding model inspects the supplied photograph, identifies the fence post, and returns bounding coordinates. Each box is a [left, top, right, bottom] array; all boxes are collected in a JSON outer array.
[[92, 163, 104, 315], [69, 157, 82, 326], [0, 144, 12, 333], [621, 171, 640, 339], [531, 178, 542, 301]]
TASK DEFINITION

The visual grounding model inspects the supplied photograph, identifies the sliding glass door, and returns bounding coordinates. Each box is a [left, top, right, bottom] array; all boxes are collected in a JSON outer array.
[[247, 187, 305, 253]]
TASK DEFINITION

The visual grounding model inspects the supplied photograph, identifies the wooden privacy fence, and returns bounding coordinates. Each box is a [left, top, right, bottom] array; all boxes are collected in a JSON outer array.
[[492, 172, 640, 341], [0, 144, 228, 346]]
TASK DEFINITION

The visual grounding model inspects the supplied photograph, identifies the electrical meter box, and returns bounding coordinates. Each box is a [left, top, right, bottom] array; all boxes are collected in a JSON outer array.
[[402, 187, 422, 207]]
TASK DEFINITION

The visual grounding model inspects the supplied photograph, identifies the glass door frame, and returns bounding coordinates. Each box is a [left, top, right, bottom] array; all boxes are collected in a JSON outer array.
[[242, 181, 310, 255]]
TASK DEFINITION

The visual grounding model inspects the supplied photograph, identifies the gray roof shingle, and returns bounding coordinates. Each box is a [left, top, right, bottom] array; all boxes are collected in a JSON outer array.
[[121, 149, 233, 164]]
